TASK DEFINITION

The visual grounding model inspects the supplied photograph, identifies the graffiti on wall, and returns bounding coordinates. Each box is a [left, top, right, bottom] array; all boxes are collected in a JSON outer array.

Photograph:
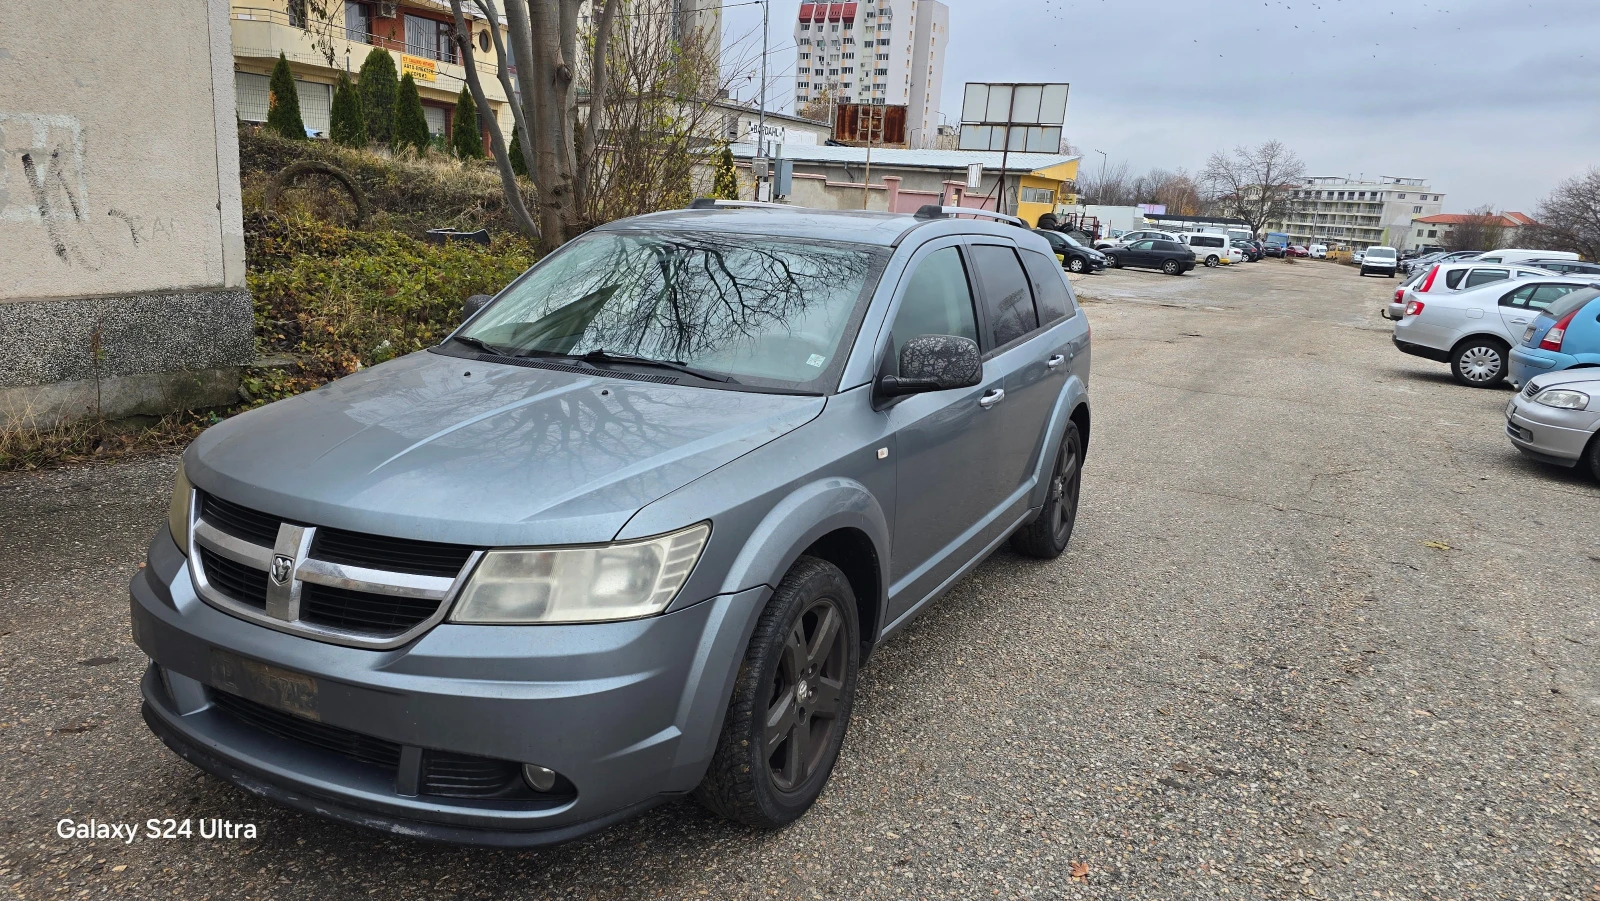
[[0, 112, 170, 269]]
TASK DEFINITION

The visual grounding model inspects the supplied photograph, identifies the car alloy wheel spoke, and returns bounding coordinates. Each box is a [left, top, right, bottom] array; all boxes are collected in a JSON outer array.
[[806, 605, 841, 670], [766, 688, 798, 755], [809, 676, 843, 718]]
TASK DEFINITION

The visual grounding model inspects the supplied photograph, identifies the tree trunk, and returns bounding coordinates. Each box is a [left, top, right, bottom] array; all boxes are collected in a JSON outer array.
[[449, 0, 538, 240], [471, 0, 538, 182], [502, 0, 548, 209], [524, 0, 575, 251], [577, 0, 620, 216]]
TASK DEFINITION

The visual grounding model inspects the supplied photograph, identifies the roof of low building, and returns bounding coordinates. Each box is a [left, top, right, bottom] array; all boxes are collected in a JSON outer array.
[[729, 142, 1079, 175], [1143, 212, 1251, 227], [1413, 211, 1539, 227]]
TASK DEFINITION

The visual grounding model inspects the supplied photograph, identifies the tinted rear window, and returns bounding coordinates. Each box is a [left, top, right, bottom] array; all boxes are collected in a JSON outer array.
[[1019, 250, 1073, 325], [969, 245, 1038, 348], [1545, 287, 1600, 319], [1191, 235, 1224, 248], [1155, 240, 1185, 252]]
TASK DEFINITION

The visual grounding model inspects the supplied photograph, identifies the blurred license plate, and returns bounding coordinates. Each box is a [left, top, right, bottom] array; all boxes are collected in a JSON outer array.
[[209, 649, 320, 720]]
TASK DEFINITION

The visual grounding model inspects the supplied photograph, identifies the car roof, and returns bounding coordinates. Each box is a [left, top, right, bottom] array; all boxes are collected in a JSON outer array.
[[605, 205, 1036, 248]]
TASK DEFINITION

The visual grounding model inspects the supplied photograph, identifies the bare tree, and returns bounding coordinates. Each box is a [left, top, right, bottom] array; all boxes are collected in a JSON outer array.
[[1129, 167, 1203, 215], [1077, 160, 1132, 206], [1531, 167, 1600, 261], [797, 86, 835, 125], [1201, 141, 1306, 235], [1443, 205, 1507, 253]]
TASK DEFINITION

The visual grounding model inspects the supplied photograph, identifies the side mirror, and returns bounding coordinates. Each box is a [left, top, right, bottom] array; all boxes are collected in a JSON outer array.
[[461, 294, 493, 324], [877, 335, 982, 398]]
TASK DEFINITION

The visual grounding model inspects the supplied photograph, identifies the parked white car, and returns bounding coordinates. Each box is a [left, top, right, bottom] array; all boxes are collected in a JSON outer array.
[[1181, 232, 1239, 267], [1386, 261, 1555, 322], [1391, 275, 1593, 386], [1360, 246, 1399, 277], [1475, 249, 1579, 265], [1308, 244, 1328, 258], [1095, 229, 1181, 251]]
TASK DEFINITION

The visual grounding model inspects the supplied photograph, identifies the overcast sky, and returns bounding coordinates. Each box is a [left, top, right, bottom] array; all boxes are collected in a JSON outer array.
[[722, 0, 1600, 211]]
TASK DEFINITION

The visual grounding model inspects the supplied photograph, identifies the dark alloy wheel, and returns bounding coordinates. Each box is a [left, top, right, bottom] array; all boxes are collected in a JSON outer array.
[[1161, 259, 1180, 275], [1068, 256, 1086, 273], [694, 557, 859, 828], [1010, 421, 1084, 558]]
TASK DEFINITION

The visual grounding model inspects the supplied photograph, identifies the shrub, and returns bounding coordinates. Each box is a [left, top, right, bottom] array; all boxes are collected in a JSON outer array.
[[357, 48, 399, 145], [330, 72, 368, 147], [509, 128, 528, 177], [712, 145, 739, 200], [266, 53, 307, 140], [393, 73, 432, 155], [246, 212, 537, 381], [452, 88, 484, 160]]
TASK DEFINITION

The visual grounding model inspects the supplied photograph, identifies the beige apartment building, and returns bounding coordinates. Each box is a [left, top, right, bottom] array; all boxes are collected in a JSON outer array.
[[1269, 176, 1445, 250]]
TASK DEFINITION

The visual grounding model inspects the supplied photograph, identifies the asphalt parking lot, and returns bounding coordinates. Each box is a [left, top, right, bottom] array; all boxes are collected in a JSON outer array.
[[2, 258, 1596, 900]]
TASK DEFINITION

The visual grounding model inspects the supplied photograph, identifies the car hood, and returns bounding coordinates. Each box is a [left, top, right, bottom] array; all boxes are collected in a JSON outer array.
[[1526, 368, 1600, 392], [186, 350, 825, 547]]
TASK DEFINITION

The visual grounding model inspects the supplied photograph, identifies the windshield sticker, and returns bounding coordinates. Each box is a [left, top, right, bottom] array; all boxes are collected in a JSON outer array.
[[806, 354, 826, 368]]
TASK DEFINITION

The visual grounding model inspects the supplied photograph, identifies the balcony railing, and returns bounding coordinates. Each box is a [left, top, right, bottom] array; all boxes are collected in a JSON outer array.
[[232, 7, 476, 68]]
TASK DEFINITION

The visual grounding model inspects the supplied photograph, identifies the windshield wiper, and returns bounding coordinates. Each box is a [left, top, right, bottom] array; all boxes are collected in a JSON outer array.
[[577, 348, 735, 383], [450, 334, 514, 357]]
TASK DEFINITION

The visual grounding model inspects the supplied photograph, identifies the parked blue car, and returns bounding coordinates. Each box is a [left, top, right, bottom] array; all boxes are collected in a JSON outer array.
[[1509, 285, 1600, 389]]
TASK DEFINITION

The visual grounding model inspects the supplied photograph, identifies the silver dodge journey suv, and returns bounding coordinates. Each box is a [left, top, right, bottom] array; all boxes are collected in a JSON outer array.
[[131, 201, 1092, 845]]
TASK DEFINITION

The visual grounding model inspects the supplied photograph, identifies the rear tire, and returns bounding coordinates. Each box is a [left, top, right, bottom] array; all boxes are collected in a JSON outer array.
[[693, 557, 859, 829], [1450, 337, 1509, 388], [1010, 422, 1083, 559], [1205, 255, 1220, 268], [1108, 255, 1123, 269], [1161, 259, 1180, 275]]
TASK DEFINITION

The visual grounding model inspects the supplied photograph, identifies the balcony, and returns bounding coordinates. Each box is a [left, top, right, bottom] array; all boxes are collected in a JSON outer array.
[[230, 6, 509, 105]]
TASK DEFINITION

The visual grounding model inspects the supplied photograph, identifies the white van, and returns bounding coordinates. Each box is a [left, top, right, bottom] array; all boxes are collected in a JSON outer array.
[[1308, 244, 1328, 258], [1181, 232, 1238, 267], [1474, 249, 1579, 265]]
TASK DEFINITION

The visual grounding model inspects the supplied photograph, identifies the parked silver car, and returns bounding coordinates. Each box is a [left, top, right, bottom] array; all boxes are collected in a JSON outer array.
[[131, 202, 1093, 846], [1505, 369, 1600, 479]]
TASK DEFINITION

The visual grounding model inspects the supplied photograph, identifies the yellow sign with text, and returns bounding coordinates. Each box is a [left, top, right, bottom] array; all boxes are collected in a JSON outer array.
[[401, 55, 437, 82]]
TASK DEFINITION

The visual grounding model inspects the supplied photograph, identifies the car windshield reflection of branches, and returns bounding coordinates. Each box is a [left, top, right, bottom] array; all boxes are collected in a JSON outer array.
[[464, 233, 878, 386]]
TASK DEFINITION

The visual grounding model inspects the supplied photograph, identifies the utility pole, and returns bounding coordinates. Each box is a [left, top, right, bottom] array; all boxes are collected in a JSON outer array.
[[861, 106, 877, 210], [757, 0, 768, 162], [1093, 148, 1107, 204]]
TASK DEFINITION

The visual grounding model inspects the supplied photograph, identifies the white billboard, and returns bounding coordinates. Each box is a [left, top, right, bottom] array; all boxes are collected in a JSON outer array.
[[960, 83, 1069, 126]]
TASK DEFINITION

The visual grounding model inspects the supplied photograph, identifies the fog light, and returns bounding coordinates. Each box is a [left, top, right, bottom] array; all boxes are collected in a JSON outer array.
[[522, 763, 558, 792]]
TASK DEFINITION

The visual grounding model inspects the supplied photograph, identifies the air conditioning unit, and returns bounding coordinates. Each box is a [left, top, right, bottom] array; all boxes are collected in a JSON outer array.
[[377, 1, 399, 18]]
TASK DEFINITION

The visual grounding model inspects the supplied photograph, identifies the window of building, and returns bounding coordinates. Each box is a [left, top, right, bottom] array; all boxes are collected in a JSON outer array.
[[422, 104, 447, 137], [1398, 193, 1406, 199], [1413, 206, 1422, 213], [288, 0, 308, 28], [406, 14, 455, 63], [344, 1, 371, 41], [1019, 186, 1055, 204]]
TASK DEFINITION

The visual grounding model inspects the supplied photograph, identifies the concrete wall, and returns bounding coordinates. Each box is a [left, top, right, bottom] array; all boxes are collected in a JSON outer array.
[[0, 0, 251, 424]]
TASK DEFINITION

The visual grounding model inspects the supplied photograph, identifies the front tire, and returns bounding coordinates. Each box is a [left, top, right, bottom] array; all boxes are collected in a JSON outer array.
[[1068, 257, 1086, 273], [1450, 338, 1509, 388], [1586, 435, 1600, 483], [1010, 422, 1083, 559], [694, 557, 859, 829], [1205, 255, 1220, 268]]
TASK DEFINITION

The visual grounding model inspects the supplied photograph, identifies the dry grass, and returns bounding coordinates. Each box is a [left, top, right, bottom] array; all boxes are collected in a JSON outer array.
[[0, 400, 212, 472]]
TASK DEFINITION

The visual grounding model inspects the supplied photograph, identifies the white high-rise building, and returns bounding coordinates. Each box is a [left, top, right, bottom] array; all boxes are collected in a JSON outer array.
[[793, 0, 948, 147]]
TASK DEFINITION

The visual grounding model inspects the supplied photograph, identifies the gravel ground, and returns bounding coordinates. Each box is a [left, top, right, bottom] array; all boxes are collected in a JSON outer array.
[[2, 258, 1596, 900]]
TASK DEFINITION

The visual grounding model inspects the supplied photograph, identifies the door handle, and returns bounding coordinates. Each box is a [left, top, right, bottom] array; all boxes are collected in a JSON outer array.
[[979, 388, 1006, 408], [1047, 354, 1065, 369], [1510, 318, 1529, 325]]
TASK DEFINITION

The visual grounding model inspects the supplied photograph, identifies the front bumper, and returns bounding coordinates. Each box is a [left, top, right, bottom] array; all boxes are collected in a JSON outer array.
[[1505, 396, 1598, 466], [131, 527, 766, 846]]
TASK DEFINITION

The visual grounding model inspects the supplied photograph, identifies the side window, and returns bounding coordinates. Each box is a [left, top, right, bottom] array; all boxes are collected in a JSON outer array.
[[1444, 269, 1468, 289], [1130, 240, 1155, 250], [1529, 284, 1577, 309], [1020, 250, 1074, 325], [969, 245, 1039, 349], [1501, 284, 1537, 308], [1463, 268, 1509, 288], [889, 247, 979, 369]]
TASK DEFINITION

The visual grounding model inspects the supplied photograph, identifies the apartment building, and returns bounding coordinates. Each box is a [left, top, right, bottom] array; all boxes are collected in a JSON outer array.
[[230, 1, 516, 145], [793, 0, 948, 147], [578, 0, 722, 58], [1268, 176, 1445, 250], [1407, 211, 1539, 252]]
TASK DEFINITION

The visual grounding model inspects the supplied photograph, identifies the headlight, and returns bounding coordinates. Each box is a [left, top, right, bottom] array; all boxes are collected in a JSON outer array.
[[1534, 389, 1590, 410], [167, 463, 193, 555], [450, 522, 710, 624]]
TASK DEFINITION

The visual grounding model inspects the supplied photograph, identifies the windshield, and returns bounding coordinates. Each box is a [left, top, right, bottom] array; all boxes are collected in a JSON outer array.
[[1366, 248, 1396, 259], [457, 230, 885, 391], [1544, 286, 1600, 319]]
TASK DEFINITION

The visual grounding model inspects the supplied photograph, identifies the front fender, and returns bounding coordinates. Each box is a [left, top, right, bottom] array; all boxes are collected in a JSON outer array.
[[717, 477, 889, 601]]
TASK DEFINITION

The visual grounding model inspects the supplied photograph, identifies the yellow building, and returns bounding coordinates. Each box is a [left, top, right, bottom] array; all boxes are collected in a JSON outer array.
[[1015, 159, 1080, 227], [229, 0, 515, 145]]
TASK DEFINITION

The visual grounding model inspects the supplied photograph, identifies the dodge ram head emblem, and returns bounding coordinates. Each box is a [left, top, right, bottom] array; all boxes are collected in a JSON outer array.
[[270, 554, 294, 585]]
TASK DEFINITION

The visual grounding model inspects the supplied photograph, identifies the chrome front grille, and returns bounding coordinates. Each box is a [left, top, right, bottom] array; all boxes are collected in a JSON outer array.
[[188, 491, 481, 649]]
